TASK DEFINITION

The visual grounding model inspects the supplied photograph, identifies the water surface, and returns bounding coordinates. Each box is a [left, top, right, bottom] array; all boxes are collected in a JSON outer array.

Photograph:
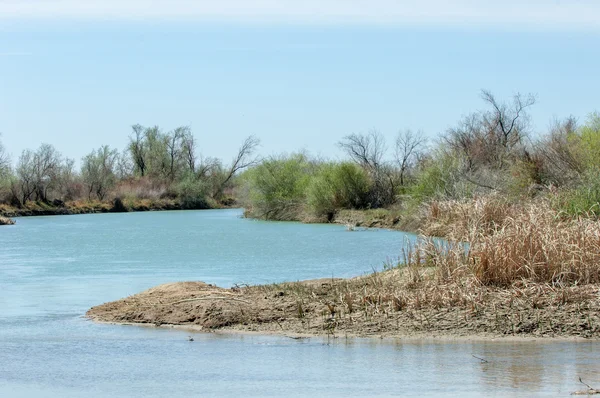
[[0, 209, 598, 397]]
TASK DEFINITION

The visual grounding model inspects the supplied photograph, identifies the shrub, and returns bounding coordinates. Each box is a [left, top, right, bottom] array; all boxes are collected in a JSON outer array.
[[306, 162, 371, 218], [243, 154, 314, 220], [577, 112, 600, 170], [552, 168, 600, 217], [173, 175, 210, 209], [410, 154, 471, 204]]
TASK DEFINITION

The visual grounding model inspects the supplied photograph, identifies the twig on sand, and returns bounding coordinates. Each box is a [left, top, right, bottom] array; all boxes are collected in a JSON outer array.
[[571, 377, 600, 395], [167, 297, 251, 306], [472, 354, 488, 363]]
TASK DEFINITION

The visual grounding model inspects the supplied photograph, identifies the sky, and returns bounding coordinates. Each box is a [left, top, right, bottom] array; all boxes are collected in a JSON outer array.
[[1, 1, 599, 166]]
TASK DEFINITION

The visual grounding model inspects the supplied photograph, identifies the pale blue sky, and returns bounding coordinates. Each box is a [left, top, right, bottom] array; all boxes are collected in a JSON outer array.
[[1, 1, 599, 165]]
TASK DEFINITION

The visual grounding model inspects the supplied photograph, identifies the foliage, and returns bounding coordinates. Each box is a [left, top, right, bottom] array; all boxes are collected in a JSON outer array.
[[552, 168, 600, 217], [409, 154, 470, 203], [576, 112, 600, 171], [173, 174, 210, 209], [81, 146, 119, 200], [243, 153, 313, 220], [306, 162, 371, 218]]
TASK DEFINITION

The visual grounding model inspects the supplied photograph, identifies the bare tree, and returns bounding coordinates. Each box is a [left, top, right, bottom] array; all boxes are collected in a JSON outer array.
[[394, 129, 426, 186], [196, 156, 220, 180], [535, 116, 583, 186], [220, 135, 260, 188], [444, 90, 536, 176], [480, 90, 536, 151], [338, 130, 386, 171], [338, 130, 399, 207]]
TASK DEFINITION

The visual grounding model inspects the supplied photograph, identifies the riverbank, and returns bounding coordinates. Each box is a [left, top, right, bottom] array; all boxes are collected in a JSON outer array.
[[87, 268, 600, 339], [0, 215, 15, 225], [0, 198, 215, 218]]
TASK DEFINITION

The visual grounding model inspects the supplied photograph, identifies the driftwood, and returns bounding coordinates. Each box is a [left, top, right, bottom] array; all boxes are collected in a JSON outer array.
[[572, 378, 600, 395], [471, 354, 488, 363], [167, 296, 251, 306]]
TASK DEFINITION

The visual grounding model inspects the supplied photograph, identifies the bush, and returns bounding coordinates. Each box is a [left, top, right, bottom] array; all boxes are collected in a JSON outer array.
[[577, 112, 600, 170], [552, 168, 600, 217], [174, 175, 210, 209], [243, 154, 313, 220], [410, 154, 471, 204], [306, 162, 371, 218]]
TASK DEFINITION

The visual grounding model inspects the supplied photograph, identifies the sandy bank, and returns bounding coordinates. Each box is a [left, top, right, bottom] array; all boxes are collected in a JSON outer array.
[[0, 216, 15, 225], [87, 271, 600, 339]]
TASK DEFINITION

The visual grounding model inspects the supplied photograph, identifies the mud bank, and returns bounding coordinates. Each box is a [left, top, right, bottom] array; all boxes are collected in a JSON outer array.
[[0, 216, 15, 225], [87, 271, 600, 339]]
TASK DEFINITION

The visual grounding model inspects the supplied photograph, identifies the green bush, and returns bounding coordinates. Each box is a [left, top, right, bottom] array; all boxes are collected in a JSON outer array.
[[553, 168, 600, 217], [410, 154, 469, 204], [577, 112, 600, 171], [244, 154, 313, 220], [306, 162, 371, 218], [174, 175, 210, 209]]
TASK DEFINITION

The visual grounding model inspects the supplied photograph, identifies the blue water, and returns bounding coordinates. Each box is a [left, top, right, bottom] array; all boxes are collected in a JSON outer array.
[[0, 209, 598, 397]]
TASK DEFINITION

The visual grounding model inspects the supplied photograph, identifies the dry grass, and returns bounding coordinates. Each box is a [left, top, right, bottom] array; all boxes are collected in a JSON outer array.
[[113, 178, 169, 201], [414, 197, 600, 286]]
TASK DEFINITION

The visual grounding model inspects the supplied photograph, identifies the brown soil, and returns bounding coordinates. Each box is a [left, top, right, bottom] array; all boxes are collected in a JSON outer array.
[[0, 215, 15, 225], [87, 270, 600, 339], [0, 199, 214, 218]]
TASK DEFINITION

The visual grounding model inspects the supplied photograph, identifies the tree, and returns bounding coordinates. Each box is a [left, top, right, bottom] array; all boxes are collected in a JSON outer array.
[[81, 146, 119, 200], [338, 130, 385, 172], [115, 149, 134, 180], [442, 90, 536, 193], [143, 126, 169, 179], [32, 144, 62, 203], [535, 116, 582, 186], [220, 135, 260, 189], [338, 130, 395, 207], [15, 144, 63, 204], [0, 133, 10, 176], [394, 129, 426, 186], [15, 149, 36, 204], [0, 134, 13, 201], [481, 90, 535, 151], [57, 158, 79, 201], [129, 124, 147, 177], [445, 90, 536, 170], [180, 128, 197, 173]]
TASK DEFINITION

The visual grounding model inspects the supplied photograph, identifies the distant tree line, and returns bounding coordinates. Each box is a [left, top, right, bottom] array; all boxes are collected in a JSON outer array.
[[240, 91, 600, 221], [0, 126, 259, 209], [2, 91, 599, 219]]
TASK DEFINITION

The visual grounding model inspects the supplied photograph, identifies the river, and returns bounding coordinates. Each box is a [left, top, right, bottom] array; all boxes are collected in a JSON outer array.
[[0, 209, 597, 396]]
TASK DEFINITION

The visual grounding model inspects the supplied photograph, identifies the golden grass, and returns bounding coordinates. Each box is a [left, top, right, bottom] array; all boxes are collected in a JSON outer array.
[[414, 197, 600, 286]]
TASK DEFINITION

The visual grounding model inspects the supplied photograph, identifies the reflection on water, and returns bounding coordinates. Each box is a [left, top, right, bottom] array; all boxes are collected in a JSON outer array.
[[0, 210, 598, 397]]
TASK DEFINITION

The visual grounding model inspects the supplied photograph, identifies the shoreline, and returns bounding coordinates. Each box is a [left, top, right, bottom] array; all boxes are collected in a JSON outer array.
[[86, 273, 600, 340], [91, 319, 596, 343], [0, 199, 224, 219]]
